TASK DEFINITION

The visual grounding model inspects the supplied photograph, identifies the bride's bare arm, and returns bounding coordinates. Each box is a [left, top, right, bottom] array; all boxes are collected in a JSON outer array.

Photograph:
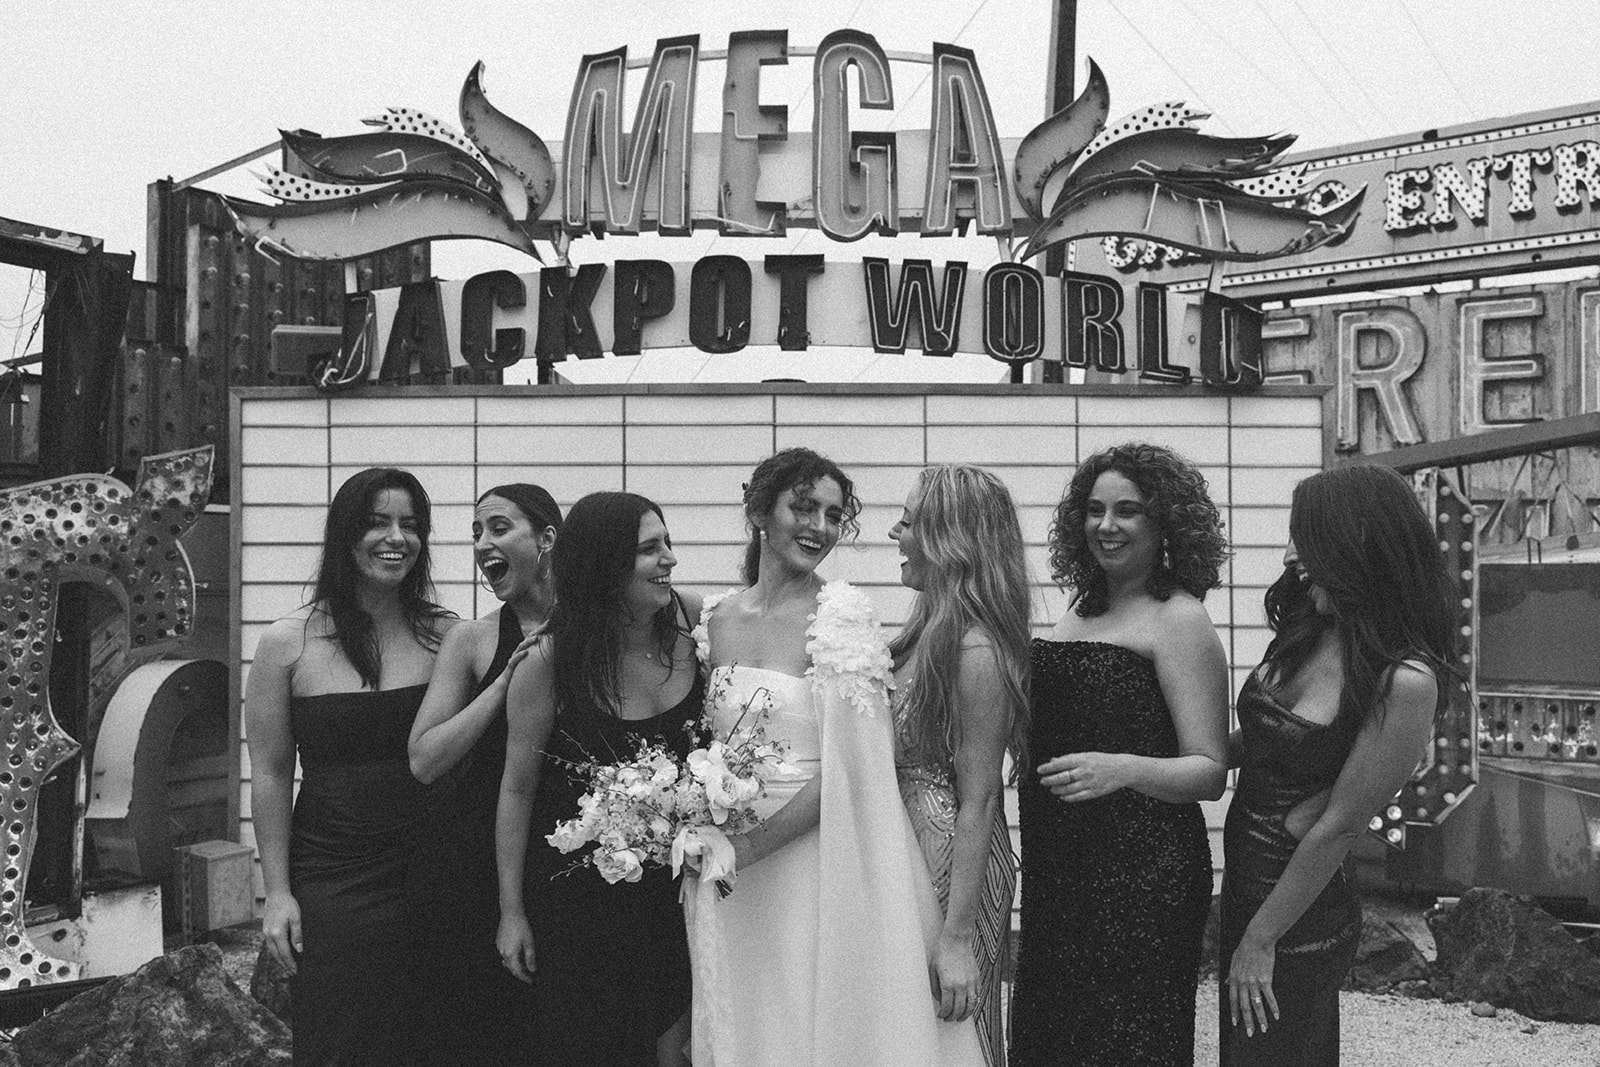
[[730, 776, 821, 869]]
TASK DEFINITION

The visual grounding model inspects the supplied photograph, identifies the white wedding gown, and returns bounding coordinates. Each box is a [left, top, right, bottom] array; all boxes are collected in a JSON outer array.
[[685, 583, 984, 1067]]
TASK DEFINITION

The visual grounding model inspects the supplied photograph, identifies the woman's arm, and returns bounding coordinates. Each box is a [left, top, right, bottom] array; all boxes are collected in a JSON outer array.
[[1227, 664, 1438, 1035], [243, 620, 304, 974], [730, 777, 822, 870], [1040, 597, 1229, 803], [494, 641, 558, 983], [930, 637, 1013, 1022], [410, 618, 522, 783]]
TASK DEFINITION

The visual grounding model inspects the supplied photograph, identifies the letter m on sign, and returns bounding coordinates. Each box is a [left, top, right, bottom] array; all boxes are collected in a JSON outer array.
[[563, 36, 700, 236], [862, 258, 968, 356]]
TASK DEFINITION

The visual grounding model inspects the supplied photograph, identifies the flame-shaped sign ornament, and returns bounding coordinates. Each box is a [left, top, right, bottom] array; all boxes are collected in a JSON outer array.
[[224, 62, 552, 263], [0, 447, 212, 988], [1011, 58, 1364, 264]]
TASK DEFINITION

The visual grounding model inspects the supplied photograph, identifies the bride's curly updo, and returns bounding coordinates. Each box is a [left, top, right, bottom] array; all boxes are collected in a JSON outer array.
[[740, 448, 862, 584]]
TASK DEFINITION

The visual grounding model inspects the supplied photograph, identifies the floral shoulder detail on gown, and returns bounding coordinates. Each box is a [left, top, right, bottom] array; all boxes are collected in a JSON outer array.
[[805, 581, 894, 718], [693, 589, 742, 668]]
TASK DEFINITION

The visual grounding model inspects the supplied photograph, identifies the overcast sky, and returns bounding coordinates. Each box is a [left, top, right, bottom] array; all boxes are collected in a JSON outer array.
[[3, 0, 1596, 377]]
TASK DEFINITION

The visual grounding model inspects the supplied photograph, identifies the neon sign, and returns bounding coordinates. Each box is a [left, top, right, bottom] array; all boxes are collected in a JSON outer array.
[[224, 32, 1364, 387]]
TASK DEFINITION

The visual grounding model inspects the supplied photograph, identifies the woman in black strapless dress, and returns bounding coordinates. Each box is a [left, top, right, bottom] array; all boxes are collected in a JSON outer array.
[[1013, 443, 1231, 1067], [1221, 465, 1457, 1066], [245, 467, 455, 1066], [496, 492, 705, 1067], [407, 484, 562, 1066]]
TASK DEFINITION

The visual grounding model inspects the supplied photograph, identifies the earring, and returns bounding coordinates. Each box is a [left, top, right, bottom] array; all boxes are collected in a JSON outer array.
[[1162, 541, 1172, 570]]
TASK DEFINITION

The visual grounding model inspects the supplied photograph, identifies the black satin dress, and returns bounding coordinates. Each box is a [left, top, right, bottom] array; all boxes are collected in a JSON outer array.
[[415, 608, 537, 1066], [1012, 640, 1213, 1067], [289, 684, 435, 1067], [521, 660, 705, 1066], [1219, 674, 1362, 1066]]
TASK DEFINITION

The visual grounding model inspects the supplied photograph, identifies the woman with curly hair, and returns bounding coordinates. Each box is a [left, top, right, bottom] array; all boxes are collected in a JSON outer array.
[[1221, 465, 1456, 1065], [1011, 442, 1231, 1067], [888, 465, 1030, 1067]]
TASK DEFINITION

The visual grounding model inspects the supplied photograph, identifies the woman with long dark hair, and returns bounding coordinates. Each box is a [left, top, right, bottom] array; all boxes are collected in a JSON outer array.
[[888, 464, 1030, 1067], [408, 484, 561, 1066], [686, 447, 984, 1066], [1221, 464, 1455, 1065], [1012, 442, 1231, 1067], [494, 491, 703, 1066], [245, 467, 454, 1066]]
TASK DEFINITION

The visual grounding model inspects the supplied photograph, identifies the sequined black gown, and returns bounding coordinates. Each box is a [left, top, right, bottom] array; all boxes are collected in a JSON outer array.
[[1012, 641, 1213, 1067], [520, 660, 705, 1065], [415, 608, 536, 1066], [1219, 674, 1362, 1066], [289, 684, 435, 1067]]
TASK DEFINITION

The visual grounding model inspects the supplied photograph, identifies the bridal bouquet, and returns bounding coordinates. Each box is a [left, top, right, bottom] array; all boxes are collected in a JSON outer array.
[[546, 680, 793, 892]]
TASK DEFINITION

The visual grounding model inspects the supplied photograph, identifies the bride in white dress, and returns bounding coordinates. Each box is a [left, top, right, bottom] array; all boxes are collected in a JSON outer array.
[[685, 448, 984, 1067]]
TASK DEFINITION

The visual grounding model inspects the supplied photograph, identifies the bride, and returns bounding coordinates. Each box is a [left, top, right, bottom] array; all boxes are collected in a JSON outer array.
[[686, 447, 984, 1066]]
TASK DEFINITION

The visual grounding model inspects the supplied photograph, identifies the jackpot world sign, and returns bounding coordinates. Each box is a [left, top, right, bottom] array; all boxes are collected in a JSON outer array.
[[226, 30, 1369, 389]]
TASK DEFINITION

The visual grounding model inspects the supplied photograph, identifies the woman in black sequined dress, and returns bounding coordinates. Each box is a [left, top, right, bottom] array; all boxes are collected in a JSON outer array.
[[1221, 465, 1456, 1065], [1013, 443, 1231, 1067], [408, 484, 562, 1066], [245, 468, 456, 1066], [495, 492, 704, 1066]]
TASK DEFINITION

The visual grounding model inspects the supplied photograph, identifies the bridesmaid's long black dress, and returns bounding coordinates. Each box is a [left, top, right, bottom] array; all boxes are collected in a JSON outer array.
[[521, 660, 705, 1065], [416, 608, 537, 1066], [1219, 674, 1362, 1066], [1012, 640, 1213, 1067], [289, 684, 435, 1067]]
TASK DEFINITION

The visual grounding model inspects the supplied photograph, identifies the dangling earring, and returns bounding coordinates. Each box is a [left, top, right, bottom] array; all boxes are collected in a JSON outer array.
[[1161, 540, 1172, 571]]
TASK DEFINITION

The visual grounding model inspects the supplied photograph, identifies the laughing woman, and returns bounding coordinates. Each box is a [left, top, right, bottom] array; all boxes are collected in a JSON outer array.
[[407, 484, 561, 1066], [1012, 443, 1231, 1067], [495, 492, 703, 1066], [245, 467, 455, 1067], [888, 465, 1030, 1067]]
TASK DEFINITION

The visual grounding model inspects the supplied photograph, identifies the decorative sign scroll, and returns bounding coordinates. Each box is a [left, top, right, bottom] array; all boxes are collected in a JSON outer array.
[[0, 448, 212, 987]]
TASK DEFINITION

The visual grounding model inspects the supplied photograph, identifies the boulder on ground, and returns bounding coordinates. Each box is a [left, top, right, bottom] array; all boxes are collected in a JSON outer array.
[[1428, 886, 1600, 1023], [1345, 913, 1430, 992], [10, 943, 290, 1066]]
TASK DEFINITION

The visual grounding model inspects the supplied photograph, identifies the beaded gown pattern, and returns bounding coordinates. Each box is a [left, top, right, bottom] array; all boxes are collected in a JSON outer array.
[[1219, 674, 1362, 1066], [520, 658, 705, 1065], [288, 684, 435, 1067], [1012, 640, 1213, 1067], [894, 682, 1016, 1067]]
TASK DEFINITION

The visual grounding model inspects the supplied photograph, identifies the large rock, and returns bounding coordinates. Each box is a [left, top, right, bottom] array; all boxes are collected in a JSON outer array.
[[249, 940, 292, 1026], [11, 943, 290, 1066], [1428, 886, 1600, 1023], [1345, 913, 1430, 992]]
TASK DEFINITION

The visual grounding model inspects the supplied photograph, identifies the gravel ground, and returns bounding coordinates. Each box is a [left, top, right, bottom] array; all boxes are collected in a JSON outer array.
[[1194, 981, 1600, 1067], [210, 921, 1600, 1065]]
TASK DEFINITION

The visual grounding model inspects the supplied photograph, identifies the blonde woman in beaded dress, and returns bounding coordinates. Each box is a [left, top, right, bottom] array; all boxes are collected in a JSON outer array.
[[888, 465, 1030, 1067]]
